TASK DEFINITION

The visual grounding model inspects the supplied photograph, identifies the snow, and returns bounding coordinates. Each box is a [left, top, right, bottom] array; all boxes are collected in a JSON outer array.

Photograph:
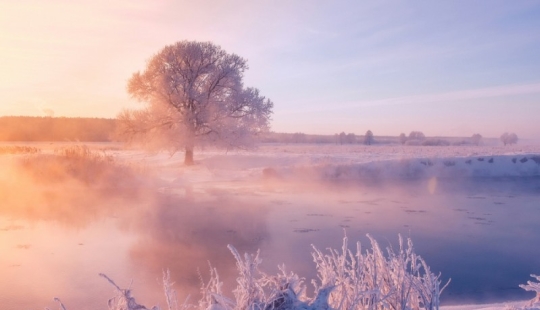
[[441, 302, 528, 310], [115, 144, 540, 186]]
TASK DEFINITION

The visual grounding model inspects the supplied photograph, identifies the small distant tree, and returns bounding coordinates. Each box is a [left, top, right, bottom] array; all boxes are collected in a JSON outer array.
[[346, 133, 356, 144], [118, 41, 273, 165], [409, 131, 426, 140], [339, 132, 346, 145], [399, 133, 407, 145], [500, 132, 518, 146], [471, 133, 483, 146], [292, 132, 306, 143], [364, 130, 374, 145]]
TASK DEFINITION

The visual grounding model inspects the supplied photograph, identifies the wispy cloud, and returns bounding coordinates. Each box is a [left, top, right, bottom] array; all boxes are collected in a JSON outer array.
[[364, 82, 540, 106], [281, 82, 540, 114]]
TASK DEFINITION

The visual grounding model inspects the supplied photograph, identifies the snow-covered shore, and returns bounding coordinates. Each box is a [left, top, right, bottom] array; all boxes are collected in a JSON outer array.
[[118, 143, 540, 185]]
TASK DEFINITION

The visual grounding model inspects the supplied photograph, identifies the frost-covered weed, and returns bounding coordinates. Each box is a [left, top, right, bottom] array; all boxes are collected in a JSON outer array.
[[0, 145, 40, 154], [45, 297, 68, 310], [520, 275, 540, 305], [51, 235, 454, 310], [99, 273, 159, 310], [19, 145, 141, 187], [507, 275, 540, 310], [310, 235, 449, 310], [197, 235, 450, 310]]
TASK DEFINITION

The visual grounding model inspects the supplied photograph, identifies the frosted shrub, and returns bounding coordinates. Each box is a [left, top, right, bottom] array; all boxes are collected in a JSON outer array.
[[228, 246, 266, 310], [100, 273, 159, 310], [199, 265, 235, 310], [58, 235, 450, 310], [508, 275, 540, 310], [309, 235, 449, 310], [19, 145, 140, 188], [191, 235, 450, 310], [521, 275, 540, 305]]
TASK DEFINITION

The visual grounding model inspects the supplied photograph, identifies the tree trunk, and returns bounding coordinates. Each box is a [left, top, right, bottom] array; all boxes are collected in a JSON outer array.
[[184, 146, 194, 165]]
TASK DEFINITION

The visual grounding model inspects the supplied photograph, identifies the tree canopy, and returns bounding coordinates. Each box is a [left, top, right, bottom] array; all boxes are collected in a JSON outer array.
[[118, 41, 273, 164], [408, 131, 426, 140], [500, 132, 518, 146], [471, 133, 483, 146], [364, 130, 374, 145], [398, 133, 407, 145]]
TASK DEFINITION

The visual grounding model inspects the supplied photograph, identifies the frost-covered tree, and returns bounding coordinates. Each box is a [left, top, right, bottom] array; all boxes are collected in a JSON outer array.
[[346, 133, 356, 144], [409, 131, 426, 140], [500, 132, 518, 146], [399, 133, 407, 145], [118, 41, 273, 165], [364, 130, 374, 145], [471, 133, 483, 146], [339, 132, 346, 145]]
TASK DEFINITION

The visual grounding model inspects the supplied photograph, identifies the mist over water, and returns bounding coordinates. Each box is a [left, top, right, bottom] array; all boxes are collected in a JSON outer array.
[[1, 146, 540, 309]]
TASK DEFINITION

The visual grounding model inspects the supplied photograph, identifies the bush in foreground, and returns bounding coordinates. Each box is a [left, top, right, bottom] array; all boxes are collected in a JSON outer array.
[[509, 275, 540, 310], [47, 235, 540, 310], [49, 235, 454, 310]]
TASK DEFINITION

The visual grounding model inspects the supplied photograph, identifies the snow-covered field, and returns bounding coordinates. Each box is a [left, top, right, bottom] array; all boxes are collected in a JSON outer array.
[[116, 143, 540, 185], [1, 142, 540, 310]]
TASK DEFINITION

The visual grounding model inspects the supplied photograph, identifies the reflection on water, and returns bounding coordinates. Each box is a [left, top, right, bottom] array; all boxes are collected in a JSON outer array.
[[126, 193, 270, 300], [1, 153, 540, 309], [260, 177, 540, 305]]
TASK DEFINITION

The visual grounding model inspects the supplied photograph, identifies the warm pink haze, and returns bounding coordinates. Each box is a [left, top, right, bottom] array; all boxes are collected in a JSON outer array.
[[1, 1, 540, 138]]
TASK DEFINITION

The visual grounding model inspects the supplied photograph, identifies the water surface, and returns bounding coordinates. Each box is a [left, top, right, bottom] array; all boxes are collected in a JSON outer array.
[[1, 166, 540, 309]]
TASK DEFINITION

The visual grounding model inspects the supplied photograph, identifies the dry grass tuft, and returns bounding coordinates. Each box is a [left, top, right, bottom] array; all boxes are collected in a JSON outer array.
[[0, 145, 40, 154], [19, 145, 141, 189]]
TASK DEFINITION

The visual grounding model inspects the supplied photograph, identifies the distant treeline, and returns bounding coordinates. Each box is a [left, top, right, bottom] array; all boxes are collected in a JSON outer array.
[[259, 131, 498, 146], [259, 131, 397, 144], [0, 116, 116, 141], [0, 116, 499, 145]]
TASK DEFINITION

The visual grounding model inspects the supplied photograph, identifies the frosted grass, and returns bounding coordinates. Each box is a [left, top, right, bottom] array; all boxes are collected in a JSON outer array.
[[48, 235, 540, 310], [49, 235, 453, 310]]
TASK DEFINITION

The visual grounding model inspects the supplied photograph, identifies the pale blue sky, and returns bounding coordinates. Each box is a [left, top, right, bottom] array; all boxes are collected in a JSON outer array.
[[1, 1, 539, 138]]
